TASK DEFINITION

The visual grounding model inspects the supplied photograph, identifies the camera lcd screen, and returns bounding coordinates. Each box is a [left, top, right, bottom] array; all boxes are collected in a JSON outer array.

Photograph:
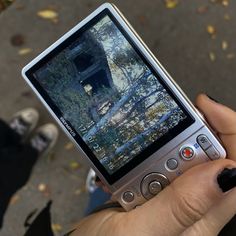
[[26, 9, 194, 184]]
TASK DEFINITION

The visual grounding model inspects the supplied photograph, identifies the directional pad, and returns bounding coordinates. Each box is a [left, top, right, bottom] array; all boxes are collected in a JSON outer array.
[[141, 173, 169, 200]]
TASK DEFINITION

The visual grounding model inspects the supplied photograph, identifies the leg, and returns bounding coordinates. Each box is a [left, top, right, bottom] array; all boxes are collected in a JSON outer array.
[[85, 188, 111, 215], [0, 119, 21, 148], [0, 143, 39, 228]]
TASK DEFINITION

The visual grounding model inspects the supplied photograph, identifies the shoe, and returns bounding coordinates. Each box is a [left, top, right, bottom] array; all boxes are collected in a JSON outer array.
[[86, 168, 98, 193], [9, 108, 39, 139], [30, 123, 58, 155]]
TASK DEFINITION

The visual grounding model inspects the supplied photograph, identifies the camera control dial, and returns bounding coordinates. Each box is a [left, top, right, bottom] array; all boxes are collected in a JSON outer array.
[[141, 173, 169, 199]]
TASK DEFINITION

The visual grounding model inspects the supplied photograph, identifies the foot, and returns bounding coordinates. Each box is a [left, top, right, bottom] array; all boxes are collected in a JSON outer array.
[[9, 108, 39, 139], [30, 123, 58, 155]]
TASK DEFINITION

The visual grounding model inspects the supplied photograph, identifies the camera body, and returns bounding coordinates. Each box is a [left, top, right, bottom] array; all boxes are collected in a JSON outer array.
[[22, 3, 226, 211]]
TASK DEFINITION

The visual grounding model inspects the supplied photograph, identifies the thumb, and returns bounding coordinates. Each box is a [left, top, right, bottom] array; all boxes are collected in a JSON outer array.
[[128, 159, 236, 236]]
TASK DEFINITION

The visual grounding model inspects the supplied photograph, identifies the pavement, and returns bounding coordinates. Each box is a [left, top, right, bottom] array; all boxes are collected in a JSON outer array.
[[0, 0, 235, 235]]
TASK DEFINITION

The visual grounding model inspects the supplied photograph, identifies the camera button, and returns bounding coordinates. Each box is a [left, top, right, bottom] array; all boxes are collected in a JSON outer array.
[[148, 181, 162, 195], [197, 135, 212, 150], [122, 191, 134, 203], [180, 146, 195, 160], [166, 158, 178, 170], [205, 146, 220, 160], [141, 173, 169, 199]]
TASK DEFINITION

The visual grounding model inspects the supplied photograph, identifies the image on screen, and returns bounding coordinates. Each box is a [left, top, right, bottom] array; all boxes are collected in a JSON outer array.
[[33, 15, 187, 174]]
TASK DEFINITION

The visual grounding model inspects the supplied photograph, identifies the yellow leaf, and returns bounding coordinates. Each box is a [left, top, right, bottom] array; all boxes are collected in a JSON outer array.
[[207, 25, 216, 35], [37, 9, 58, 21], [70, 161, 80, 170], [222, 0, 229, 6], [165, 0, 178, 9], [222, 40, 228, 50], [18, 48, 32, 55], [209, 52, 216, 61], [38, 183, 47, 192], [64, 142, 74, 150], [52, 223, 62, 232]]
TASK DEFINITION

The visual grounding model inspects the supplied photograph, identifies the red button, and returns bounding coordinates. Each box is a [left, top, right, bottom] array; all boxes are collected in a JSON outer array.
[[180, 147, 194, 160]]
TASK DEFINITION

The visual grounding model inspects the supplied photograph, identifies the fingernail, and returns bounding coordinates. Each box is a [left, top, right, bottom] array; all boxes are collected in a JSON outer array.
[[206, 94, 219, 103], [217, 168, 236, 192]]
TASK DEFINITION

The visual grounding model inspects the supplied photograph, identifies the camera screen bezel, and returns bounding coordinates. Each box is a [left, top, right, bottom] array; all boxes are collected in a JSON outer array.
[[24, 8, 194, 185]]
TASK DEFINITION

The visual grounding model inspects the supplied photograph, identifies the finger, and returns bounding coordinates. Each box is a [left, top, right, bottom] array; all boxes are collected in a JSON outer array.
[[127, 159, 236, 236], [181, 188, 236, 236], [196, 94, 236, 134], [196, 94, 236, 159]]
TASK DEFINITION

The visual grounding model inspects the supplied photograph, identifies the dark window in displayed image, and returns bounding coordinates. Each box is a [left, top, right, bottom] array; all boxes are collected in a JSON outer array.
[[33, 15, 187, 174]]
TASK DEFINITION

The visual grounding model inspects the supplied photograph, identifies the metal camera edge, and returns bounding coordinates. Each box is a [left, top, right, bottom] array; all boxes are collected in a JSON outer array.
[[21, 3, 226, 211]]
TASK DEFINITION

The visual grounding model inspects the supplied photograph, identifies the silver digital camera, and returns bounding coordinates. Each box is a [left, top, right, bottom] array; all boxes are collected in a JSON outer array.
[[22, 3, 226, 211]]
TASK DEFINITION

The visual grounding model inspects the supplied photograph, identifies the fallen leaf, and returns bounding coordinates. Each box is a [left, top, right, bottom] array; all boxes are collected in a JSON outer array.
[[70, 161, 80, 170], [75, 186, 86, 195], [207, 25, 216, 35], [21, 90, 32, 98], [209, 52, 216, 61], [15, 3, 24, 10], [18, 48, 32, 56], [37, 9, 58, 23], [222, 0, 229, 6], [210, 0, 229, 5], [164, 0, 178, 9], [47, 152, 56, 162], [52, 223, 62, 232], [38, 183, 47, 192], [197, 5, 208, 14], [224, 14, 231, 20], [222, 40, 228, 50], [10, 194, 20, 205], [227, 53, 235, 59], [137, 15, 148, 25], [38, 183, 50, 197], [10, 34, 25, 47], [64, 142, 74, 150]]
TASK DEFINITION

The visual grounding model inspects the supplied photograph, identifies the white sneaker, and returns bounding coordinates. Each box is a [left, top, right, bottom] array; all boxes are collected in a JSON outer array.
[[9, 108, 39, 138], [30, 123, 59, 155], [86, 168, 98, 193]]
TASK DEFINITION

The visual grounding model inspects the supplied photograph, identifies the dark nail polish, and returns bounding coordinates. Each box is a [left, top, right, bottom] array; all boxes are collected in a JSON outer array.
[[217, 168, 236, 192], [206, 94, 219, 103]]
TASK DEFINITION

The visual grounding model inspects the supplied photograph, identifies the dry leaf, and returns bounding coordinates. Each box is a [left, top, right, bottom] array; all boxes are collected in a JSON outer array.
[[38, 183, 47, 192], [222, 0, 229, 6], [164, 0, 178, 9], [21, 90, 32, 98], [10, 194, 20, 205], [38, 183, 50, 197], [70, 161, 80, 170], [224, 14, 231, 20], [222, 40, 228, 50], [18, 48, 32, 55], [64, 142, 74, 150], [37, 9, 58, 23], [197, 6, 208, 14], [11, 34, 25, 47], [227, 53, 235, 59], [137, 15, 148, 25], [207, 25, 216, 35], [75, 186, 86, 195], [209, 52, 216, 61], [52, 223, 62, 232]]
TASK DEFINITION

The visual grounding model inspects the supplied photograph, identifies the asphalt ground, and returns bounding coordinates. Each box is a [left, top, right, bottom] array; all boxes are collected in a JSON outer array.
[[0, 0, 235, 235]]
